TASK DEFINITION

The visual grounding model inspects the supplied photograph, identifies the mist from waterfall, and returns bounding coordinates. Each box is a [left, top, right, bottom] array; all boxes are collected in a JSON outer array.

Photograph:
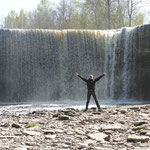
[[0, 25, 149, 103]]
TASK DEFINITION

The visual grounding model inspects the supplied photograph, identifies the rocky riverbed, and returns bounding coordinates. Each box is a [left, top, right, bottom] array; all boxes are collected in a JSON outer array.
[[0, 104, 150, 150]]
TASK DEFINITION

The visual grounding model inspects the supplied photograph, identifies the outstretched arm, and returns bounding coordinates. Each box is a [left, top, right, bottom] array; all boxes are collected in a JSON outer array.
[[95, 72, 106, 82], [76, 72, 87, 82]]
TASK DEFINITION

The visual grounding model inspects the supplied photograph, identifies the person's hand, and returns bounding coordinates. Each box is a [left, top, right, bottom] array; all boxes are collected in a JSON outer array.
[[104, 72, 106, 75], [76, 72, 79, 76]]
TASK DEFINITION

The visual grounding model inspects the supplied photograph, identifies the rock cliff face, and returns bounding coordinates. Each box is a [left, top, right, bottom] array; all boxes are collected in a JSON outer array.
[[0, 25, 149, 102], [135, 25, 150, 100]]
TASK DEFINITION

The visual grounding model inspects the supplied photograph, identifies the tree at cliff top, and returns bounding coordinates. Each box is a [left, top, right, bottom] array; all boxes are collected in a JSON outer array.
[[2, 0, 146, 29]]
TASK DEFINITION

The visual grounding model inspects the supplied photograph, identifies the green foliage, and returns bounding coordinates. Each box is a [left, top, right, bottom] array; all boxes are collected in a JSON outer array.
[[132, 13, 144, 26], [2, 0, 147, 29], [37, 0, 51, 12], [3, 9, 28, 28], [73, 130, 77, 133], [138, 126, 143, 129], [25, 124, 43, 128], [104, 116, 109, 120]]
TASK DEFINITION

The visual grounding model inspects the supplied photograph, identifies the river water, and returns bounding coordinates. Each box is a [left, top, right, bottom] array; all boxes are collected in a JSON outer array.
[[0, 99, 149, 115]]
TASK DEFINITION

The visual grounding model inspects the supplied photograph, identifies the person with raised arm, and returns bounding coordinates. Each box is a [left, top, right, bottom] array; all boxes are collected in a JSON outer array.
[[76, 72, 106, 112]]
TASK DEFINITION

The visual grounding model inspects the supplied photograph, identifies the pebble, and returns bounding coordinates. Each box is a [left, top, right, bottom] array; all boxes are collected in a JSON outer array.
[[12, 123, 21, 128], [127, 135, 149, 142], [134, 121, 146, 126], [0, 105, 150, 149], [22, 130, 41, 136], [58, 115, 70, 120], [99, 123, 125, 131], [88, 133, 110, 142], [45, 134, 56, 139]]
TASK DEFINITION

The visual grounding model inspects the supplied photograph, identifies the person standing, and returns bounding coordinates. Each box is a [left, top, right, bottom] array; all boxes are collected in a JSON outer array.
[[76, 72, 106, 111]]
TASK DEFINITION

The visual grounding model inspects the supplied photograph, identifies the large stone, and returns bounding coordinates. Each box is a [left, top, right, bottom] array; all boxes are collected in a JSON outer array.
[[0, 123, 9, 127], [43, 130, 55, 135], [127, 135, 149, 142], [134, 121, 146, 126], [23, 130, 41, 136], [45, 134, 56, 139], [61, 110, 74, 115], [120, 109, 127, 114], [77, 143, 88, 149], [146, 132, 150, 136], [139, 113, 149, 117], [99, 123, 125, 131], [104, 130, 113, 135], [132, 126, 145, 131], [113, 136, 123, 142], [53, 129, 64, 133], [0, 136, 18, 139], [58, 115, 70, 120], [129, 107, 140, 111], [84, 139, 95, 145], [88, 133, 110, 142], [140, 130, 147, 135], [12, 123, 21, 128]]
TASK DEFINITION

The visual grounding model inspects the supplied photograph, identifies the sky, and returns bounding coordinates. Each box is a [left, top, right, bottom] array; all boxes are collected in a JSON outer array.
[[0, 0, 149, 24], [0, 0, 60, 23], [0, 0, 41, 18], [138, 1, 150, 24]]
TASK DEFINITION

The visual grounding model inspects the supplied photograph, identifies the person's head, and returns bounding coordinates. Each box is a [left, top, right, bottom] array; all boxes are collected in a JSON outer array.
[[89, 75, 93, 80]]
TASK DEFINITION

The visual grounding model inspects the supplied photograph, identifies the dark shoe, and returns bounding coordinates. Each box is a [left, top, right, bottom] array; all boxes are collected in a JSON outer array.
[[98, 109, 101, 112], [83, 109, 88, 112]]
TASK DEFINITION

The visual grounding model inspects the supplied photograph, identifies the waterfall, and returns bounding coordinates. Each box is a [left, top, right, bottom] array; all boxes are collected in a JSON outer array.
[[104, 27, 137, 100], [0, 25, 149, 103]]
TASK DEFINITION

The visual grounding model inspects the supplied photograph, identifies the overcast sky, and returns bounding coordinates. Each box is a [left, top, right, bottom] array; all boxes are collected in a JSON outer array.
[[0, 0, 149, 25], [0, 0, 41, 18], [0, 0, 60, 24]]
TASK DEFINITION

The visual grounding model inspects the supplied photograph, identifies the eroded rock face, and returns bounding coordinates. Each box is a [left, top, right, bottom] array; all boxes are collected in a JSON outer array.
[[135, 24, 150, 100]]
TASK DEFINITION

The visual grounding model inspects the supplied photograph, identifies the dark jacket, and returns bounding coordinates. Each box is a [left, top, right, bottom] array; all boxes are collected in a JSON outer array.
[[78, 74, 104, 91]]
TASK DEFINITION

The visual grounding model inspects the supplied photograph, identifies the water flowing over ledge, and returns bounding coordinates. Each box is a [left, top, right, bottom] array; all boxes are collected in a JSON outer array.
[[0, 24, 150, 103]]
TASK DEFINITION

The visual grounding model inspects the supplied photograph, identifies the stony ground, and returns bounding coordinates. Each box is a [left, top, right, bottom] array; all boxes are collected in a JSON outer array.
[[0, 104, 150, 150]]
